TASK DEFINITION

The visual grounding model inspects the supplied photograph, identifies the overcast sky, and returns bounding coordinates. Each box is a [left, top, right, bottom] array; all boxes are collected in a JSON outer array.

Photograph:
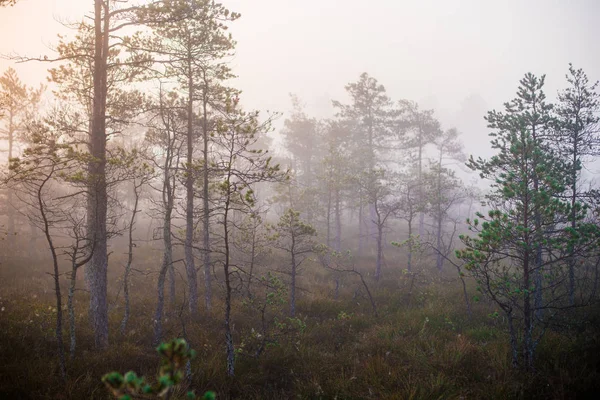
[[1, 0, 599, 162]]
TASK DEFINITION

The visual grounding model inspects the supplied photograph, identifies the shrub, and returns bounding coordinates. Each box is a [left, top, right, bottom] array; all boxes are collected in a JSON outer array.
[[102, 338, 215, 400]]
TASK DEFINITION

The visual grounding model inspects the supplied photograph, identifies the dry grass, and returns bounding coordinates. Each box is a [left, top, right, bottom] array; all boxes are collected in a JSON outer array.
[[0, 243, 599, 399]]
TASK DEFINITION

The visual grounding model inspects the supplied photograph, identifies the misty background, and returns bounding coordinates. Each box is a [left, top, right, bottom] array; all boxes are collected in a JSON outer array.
[[2, 0, 599, 165]]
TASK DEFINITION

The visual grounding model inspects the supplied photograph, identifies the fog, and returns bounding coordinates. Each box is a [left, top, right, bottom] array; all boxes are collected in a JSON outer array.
[[2, 0, 600, 161], [2, 1, 600, 398]]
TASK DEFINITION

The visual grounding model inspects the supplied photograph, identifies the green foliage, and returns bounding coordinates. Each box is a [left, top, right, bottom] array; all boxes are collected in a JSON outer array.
[[102, 338, 214, 400], [268, 210, 317, 256], [239, 273, 306, 357], [456, 72, 600, 369], [336, 310, 353, 321]]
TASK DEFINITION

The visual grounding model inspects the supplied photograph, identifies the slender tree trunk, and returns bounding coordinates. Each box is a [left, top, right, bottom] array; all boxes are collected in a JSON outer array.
[[326, 185, 332, 248], [407, 217, 413, 272], [202, 90, 212, 311], [418, 135, 425, 237], [508, 310, 519, 368], [523, 202, 534, 371], [120, 183, 139, 335], [68, 267, 77, 358], [223, 199, 235, 377], [357, 270, 378, 317], [369, 203, 377, 249], [436, 162, 444, 271], [185, 74, 198, 316], [334, 189, 342, 252], [334, 190, 342, 298], [246, 229, 256, 297], [290, 233, 297, 317], [436, 216, 443, 271], [358, 201, 364, 256], [568, 142, 578, 305], [375, 222, 383, 281], [88, 0, 110, 349], [155, 159, 174, 344], [531, 134, 543, 323], [52, 254, 66, 379], [37, 175, 66, 378], [153, 255, 168, 346]]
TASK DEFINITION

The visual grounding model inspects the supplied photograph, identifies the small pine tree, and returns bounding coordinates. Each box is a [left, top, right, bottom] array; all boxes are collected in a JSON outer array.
[[102, 338, 215, 400]]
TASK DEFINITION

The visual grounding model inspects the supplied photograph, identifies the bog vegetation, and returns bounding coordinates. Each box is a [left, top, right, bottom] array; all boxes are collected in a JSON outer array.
[[1, 1, 600, 399]]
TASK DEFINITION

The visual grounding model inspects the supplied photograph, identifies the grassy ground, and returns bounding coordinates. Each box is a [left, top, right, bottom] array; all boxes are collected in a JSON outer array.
[[0, 246, 599, 399]]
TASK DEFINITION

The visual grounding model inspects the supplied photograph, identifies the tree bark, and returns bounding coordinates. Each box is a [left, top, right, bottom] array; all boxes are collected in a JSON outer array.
[[68, 269, 77, 358], [185, 73, 198, 315], [223, 198, 235, 377], [120, 180, 140, 335], [568, 139, 579, 305], [290, 231, 297, 317], [154, 144, 175, 344], [37, 171, 66, 378], [375, 222, 383, 281], [201, 84, 212, 311], [358, 200, 364, 256], [87, 0, 110, 349], [334, 188, 342, 252], [407, 217, 413, 272]]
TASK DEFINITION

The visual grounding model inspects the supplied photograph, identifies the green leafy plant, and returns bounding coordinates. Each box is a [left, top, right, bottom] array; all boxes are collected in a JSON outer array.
[[102, 338, 214, 400], [239, 273, 306, 358]]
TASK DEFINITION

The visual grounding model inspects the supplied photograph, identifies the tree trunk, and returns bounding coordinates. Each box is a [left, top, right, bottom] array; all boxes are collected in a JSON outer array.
[[185, 77, 198, 316], [290, 232, 297, 317], [522, 203, 534, 371], [87, 0, 110, 349], [418, 136, 425, 238], [223, 200, 235, 377], [407, 217, 413, 272], [326, 185, 332, 248], [152, 254, 168, 346], [375, 223, 383, 281], [568, 142, 578, 305], [202, 90, 212, 311], [334, 188, 342, 252], [38, 176, 66, 378], [436, 216, 443, 271], [155, 163, 174, 344], [120, 183, 139, 335], [246, 229, 256, 297], [53, 256, 66, 379], [334, 190, 342, 299], [508, 311, 518, 368], [358, 201, 364, 256], [68, 268, 77, 358]]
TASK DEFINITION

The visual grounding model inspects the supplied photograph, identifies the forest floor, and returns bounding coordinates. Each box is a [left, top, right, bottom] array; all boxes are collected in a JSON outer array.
[[1, 248, 599, 400]]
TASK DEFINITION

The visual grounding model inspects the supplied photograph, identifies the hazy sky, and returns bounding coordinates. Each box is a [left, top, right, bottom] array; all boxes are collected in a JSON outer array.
[[1, 0, 599, 161]]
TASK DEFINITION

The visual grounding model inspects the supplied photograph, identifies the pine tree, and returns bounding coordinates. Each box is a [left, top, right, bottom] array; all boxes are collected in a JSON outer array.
[[333, 73, 394, 254], [457, 73, 599, 370], [556, 64, 600, 305], [0, 68, 44, 243], [135, 0, 240, 312]]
